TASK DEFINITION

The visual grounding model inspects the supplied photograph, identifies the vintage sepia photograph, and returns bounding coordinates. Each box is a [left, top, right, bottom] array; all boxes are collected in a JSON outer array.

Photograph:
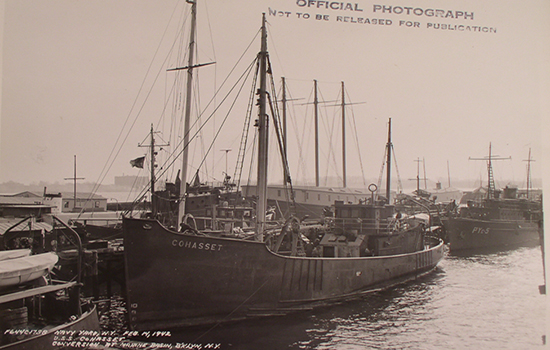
[[0, 0, 548, 348]]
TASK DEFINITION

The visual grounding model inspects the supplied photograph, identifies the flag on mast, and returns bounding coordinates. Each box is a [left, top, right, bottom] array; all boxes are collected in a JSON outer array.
[[130, 156, 146, 168]]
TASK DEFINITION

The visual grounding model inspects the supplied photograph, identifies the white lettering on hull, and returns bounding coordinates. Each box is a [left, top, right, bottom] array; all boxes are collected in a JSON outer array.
[[172, 239, 223, 251], [472, 227, 490, 235]]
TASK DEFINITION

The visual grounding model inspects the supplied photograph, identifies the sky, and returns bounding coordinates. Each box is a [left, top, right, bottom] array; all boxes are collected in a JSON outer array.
[[1, 0, 549, 192]]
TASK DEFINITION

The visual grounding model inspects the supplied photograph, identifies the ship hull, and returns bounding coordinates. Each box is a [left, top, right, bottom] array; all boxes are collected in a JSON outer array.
[[123, 217, 444, 331], [443, 217, 541, 252]]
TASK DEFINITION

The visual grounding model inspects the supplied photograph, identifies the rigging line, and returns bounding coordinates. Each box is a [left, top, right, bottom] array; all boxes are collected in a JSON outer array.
[[323, 107, 337, 186], [163, 4, 189, 123], [188, 28, 261, 118], [155, 54, 258, 182], [203, 1, 218, 66], [323, 91, 343, 187], [376, 144, 388, 197], [169, 58, 258, 173], [122, 169, 148, 210], [78, 2, 186, 218], [391, 145, 403, 193], [311, 85, 332, 184], [244, 131, 259, 199], [127, 79, 239, 213], [341, 84, 368, 191], [157, 68, 186, 151], [112, 8, 261, 210], [234, 56, 260, 190], [202, 1, 219, 181], [267, 74, 287, 167], [185, 27, 215, 180], [153, 58, 259, 192], [85, 3, 187, 198], [348, 101, 368, 191], [296, 86, 315, 184], [267, 71, 296, 210], [156, 28, 261, 176], [264, 20, 290, 82], [164, 17, 191, 180], [285, 82, 307, 184], [190, 65, 208, 180], [190, 61, 258, 187], [317, 88, 340, 187]]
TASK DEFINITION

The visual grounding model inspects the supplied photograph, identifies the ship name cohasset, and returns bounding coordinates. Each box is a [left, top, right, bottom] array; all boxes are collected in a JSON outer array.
[[373, 5, 474, 20], [172, 239, 223, 251]]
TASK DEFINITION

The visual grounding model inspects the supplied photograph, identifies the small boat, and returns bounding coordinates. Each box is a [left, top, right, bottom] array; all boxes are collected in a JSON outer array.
[[123, 7, 444, 331], [0, 280, 100, 349], [0, 252, 57, 288], [0, 249, 31, 261], [442, 145, 543, 252], [0, 217, 100, 349]]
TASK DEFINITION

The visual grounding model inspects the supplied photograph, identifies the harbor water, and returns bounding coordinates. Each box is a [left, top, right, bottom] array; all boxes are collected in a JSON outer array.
[[104, 245, 546, 350]]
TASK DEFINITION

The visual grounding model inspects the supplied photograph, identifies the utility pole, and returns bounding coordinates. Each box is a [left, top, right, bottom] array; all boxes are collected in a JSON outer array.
[[64, 155, 85, 212]]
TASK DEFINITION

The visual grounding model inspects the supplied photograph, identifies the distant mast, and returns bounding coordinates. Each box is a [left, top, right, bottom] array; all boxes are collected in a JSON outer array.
[[282, 77, 288, 181], [256, 13, 269, 240], [523, 148, 535, 200], [149, 125, 156, 216], [385, 118, 392, 201], [447, 160, 451, 188], [414, 158, 421, 193], [64, 155, 85, 213], [138, 124, 167, 217], [314, 79, 320, 187], [469, 142, 510, 200], [341, 81, 346, 188]]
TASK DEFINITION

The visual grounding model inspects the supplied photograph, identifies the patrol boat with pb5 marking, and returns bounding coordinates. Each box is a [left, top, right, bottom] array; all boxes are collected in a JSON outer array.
[[442, 145, 543, 252], [123, 6, 445, 331]]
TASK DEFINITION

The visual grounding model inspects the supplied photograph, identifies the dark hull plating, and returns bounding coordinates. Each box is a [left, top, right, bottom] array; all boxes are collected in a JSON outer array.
[[123, 217, 444, 331], [443, 217, 541, 251]]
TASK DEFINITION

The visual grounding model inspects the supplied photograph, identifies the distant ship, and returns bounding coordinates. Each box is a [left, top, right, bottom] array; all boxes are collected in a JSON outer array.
[[442, 145, 543, 252]]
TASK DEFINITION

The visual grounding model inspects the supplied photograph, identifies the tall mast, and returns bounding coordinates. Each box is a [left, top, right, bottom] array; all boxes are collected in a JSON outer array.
[[138, 124, 167, 217], [488, 143, 493, 198], [414, 158, 421, 193], [282, 77, 288, 183], [341, 81, 346, 188], [150, 124, 157, 217], [314, 80, 320, 187], [256, 13, 269, 240], [385, 118, 392, 201], [177, 0, 197, 225]]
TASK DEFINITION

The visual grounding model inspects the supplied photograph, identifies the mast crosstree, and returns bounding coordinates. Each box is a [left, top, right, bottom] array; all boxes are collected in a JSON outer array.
[[469, 143, 511, 200]]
